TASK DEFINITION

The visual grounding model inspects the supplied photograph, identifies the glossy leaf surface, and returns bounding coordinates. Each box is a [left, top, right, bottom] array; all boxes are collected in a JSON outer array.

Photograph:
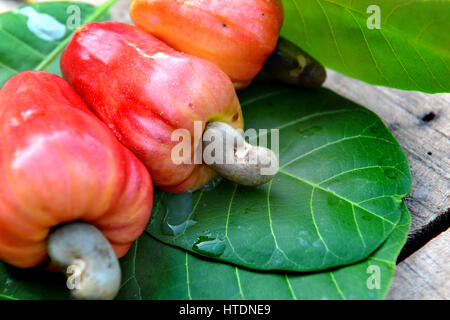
[[119, 205, 410, 300], [148, 84, 411, 272], [281, 0, 450, 93]]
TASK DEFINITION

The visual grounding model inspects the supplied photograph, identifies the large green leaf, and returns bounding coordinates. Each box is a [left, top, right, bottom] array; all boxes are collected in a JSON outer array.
[[118, 205, 410, 300], [147, 84, 411, 272], [0, 0, 115, 87], [0, 203, 409, 300], [281, 0, 450, 93]]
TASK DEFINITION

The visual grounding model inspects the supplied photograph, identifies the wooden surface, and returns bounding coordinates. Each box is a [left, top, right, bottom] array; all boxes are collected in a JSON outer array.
[[386, 230, 449, 300], [0, 0, 448, 300]]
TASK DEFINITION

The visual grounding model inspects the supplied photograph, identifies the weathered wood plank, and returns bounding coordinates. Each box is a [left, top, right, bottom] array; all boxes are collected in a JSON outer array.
[[386, 230, 449, 300]]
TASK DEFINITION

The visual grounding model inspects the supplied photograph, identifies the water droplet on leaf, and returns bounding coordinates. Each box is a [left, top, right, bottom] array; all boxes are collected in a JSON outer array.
[[192, 236, 226, 257], [162, 219, 197, 237], [18, 7, 66, 41]]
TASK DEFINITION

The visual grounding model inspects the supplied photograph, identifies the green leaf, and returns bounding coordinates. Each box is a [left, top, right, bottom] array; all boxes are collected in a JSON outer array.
[[118, 204, 410, 300], [0, 202, 409, 300], [148, 84, 411, 272], [0, 0, 115, 87], [281, 0, 450, 93], [0, 263, 69, 300]]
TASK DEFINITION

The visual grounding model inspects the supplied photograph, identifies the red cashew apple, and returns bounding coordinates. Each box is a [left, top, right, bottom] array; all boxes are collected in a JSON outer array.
[[61, 22, 278, 193], [0, 71, 153, 299], [129, 0, 284, 89]]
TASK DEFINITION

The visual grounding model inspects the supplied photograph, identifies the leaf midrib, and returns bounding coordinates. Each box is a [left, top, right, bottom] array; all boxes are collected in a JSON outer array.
[[0, 293, 19, 300]]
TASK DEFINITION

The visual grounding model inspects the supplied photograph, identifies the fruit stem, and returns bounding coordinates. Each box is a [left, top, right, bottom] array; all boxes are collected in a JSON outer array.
[[47, 222, 121, 300], [203, 122, 278, 186], [259, 37, 327, 88]]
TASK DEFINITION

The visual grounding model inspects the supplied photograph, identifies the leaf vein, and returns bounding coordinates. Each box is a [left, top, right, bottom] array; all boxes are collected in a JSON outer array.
[[317, 165, 402, 186], [0, 293, 19, 300], [235, 267, 245, 300], [281, 135, 396, 169], [289, 0, 311, 48], [185, 252, 192, 300], [351, 204, 367, 248], [346, 10, 391, 85], [266, 179, 306, 268], [357, 194, 403, 205], [411, 45, 446, 91], [285, 275, 298, 300], [279, 169, 397, 226], [0, 27, 46, 58], [310, 187, 342, 260], [378, 30, 424, 90], [0, 61, 19, 73], [224, 185, 251, 264], [329, 273, 346, 299], [312, 0, 347, 68]]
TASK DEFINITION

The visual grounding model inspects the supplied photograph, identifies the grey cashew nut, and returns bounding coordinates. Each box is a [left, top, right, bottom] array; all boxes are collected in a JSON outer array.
[[203, 122, 278, 186], [47, 223, 121, 300]]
